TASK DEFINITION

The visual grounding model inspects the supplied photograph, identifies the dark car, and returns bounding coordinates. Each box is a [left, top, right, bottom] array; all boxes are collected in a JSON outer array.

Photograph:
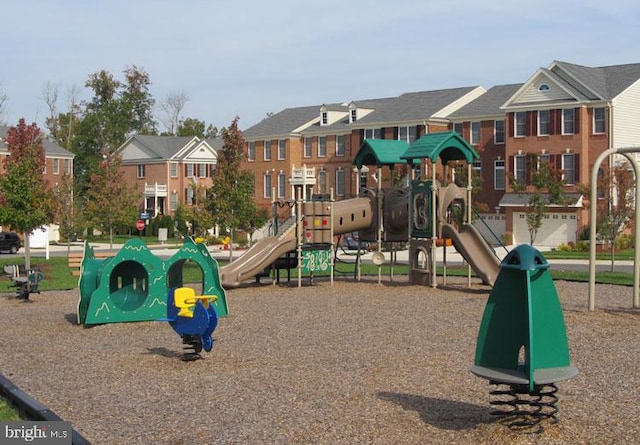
[[0, 231, 21, 254], [342, 233, 370, 251]]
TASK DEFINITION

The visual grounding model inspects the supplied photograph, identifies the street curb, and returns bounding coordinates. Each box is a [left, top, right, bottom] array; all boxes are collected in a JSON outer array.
[[0, 372, 91, 444]]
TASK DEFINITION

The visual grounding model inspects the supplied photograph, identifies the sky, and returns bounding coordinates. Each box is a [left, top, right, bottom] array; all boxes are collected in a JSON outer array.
[[2, 0, 640, 133]]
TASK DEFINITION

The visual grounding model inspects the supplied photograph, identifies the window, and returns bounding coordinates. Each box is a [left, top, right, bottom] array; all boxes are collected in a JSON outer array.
[[170, 163, 178, 177], [562, 108, 575, 134], [264, 141, 272, 161], [398, 126, 418, 143], [494, 120, 505, 144], [471, 122, 481, 144], [514, 155, 527, 183], [364, 128, 381, 140], [454, 123, 463, 136], [335, 169, 345, 196], [494, 160, 505, 190], [137, 164, 145, 178], [278, 172, 286, 198], [199, 163, 207, 178], [318, 136, 326, 157], [562, 109, 575, 135], [538, 153, 550, 169], [593, 107, 606, 134], [64, 159, 71, 174], [170, 193, 178, 211], [515, 112, 526, 137], [318, 170, 327, 193], [304, 138, 312, 158], [321, 111, 328, 125], [562, 153, 575, 185], [248, 142, 256, 161], [336, 135, 345, 157], [472, 160, 482, 177], [185, 163, 194, 178], [53, 158, 59, 175], [350, 108, 357, 123], [538, 110, 550, 136], [185, 187, 194, 205], [278, 140, 286, 160], [264, 173, 272, 198]]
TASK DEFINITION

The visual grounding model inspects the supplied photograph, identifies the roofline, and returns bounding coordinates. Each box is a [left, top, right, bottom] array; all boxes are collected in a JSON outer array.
[[549, 60, 603, 100]]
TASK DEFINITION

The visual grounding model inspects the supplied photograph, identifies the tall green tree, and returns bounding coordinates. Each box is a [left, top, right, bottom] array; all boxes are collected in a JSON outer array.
[[72, 66, 156, 194], [0, 119, 55, 268], [177, 117, 218, 139], [511, 154, 565, 245], [209, 116, 268, 255], [84, 152, 140, 250]]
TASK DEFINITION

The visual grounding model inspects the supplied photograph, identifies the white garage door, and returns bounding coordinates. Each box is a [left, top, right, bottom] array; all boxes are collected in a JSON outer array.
[[512, 212, 577, 247]]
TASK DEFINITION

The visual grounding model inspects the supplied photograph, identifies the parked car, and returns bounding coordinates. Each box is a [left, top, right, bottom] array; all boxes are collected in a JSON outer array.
[[341, 233, 370, 251], [0, 231, 21, 254]]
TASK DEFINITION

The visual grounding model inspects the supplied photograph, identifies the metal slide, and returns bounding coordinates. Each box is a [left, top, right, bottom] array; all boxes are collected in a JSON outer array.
[[219, 197, 375, 288], [441, 223, 500, 286]]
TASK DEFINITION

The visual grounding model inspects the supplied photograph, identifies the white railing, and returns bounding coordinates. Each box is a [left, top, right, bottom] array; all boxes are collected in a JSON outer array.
[[144, 182, 168, 196], [290, 165, 316, 183]]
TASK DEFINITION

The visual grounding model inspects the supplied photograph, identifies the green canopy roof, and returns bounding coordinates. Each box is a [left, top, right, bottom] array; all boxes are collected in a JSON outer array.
[[352, 139, 419, 168], [400, 131, 479, 164]]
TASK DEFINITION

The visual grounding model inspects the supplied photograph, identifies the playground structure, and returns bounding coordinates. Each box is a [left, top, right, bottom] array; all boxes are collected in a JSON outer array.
[[77, 237, 227, 325], [471, 244, 578, 428], [219, 132, 502, 288], [163, 287, 219, 361]]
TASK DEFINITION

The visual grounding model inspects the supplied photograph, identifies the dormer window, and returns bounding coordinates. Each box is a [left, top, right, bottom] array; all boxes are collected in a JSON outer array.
[[320, 105, 328, 126], [348, 102, 357, 123]]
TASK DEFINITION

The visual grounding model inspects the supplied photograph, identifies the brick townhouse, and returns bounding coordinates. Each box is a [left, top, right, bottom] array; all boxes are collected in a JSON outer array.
[[115, 134, 220, 217], [241, 60, 640, 247], [241, 86, 485, 221]]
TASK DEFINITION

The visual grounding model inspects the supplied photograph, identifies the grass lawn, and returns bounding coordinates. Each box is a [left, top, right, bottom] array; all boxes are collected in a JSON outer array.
[[0, 399, 21, 420]]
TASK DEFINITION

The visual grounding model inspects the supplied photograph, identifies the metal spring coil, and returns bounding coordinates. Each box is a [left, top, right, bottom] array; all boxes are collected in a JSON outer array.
[[488, 381, 559, 432]]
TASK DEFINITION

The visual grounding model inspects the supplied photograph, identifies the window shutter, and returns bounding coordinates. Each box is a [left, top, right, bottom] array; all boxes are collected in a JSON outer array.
[[508, 155, 514, 176], [550, 109, 558, 135], [393, 127, 398, 140], [574, 153, 580, 182], [574, 108, 580, 134], [508, 113, 514, 138], [556, 154, 562, 171]]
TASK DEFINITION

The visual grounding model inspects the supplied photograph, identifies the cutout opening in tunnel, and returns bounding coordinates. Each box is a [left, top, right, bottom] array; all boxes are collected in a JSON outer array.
[[167, 259, 204, 295], [109, 260, 148, 311]]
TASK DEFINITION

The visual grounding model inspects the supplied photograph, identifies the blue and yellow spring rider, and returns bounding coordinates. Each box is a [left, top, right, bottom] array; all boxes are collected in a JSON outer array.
[[165, 287, 219, 361]]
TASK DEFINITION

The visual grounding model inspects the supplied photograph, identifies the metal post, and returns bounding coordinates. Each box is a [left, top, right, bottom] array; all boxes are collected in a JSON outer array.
[[431, 161, 438, 288], [590, 146, 640, 310]]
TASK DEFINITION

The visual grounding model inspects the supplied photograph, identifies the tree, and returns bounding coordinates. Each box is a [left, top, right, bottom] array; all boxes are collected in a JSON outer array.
[[52, 172, 80, 255], [596, 159, 635, 271], [72, 66, 157, 193], [185, 182, 215, 238], [0, 119, 55, 269], [159, 90, 189, 135], [511, 154, 565, 245], [84, 152, 140, 250], [209, 116, 268, 256], [177, 117, 218, 139]]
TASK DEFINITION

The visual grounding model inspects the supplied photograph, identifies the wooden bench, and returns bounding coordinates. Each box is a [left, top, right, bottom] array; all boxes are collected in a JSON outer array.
[[68, 251, 113, 276]]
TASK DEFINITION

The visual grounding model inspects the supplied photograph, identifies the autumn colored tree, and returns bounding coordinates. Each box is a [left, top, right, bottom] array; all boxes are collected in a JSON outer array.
[[596, 159, 635, 271], [0, 119, 55, 268], [209, 116, 268, 256], [84, 152, 140, 250]]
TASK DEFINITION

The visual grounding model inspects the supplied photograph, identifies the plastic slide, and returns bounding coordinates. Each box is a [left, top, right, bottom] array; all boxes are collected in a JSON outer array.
[[219, 197, 376, 287], [441, 223, 500, 286]]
